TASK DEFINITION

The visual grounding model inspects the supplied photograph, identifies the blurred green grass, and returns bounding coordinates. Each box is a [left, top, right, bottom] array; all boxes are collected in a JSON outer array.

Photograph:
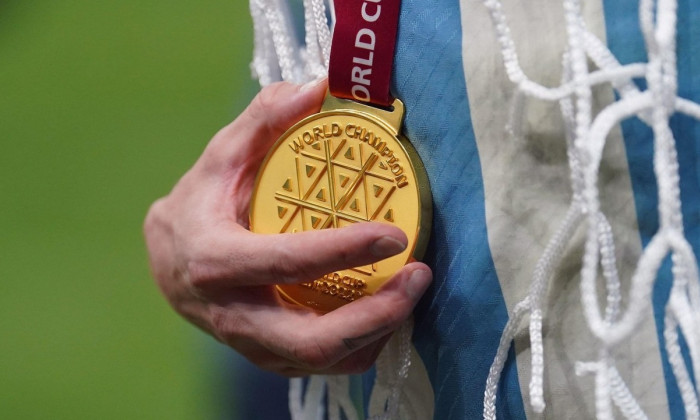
[[0, 1, 257, 418]]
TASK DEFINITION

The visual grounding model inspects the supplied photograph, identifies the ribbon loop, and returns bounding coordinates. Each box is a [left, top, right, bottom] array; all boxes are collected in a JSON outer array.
[[328, 0, 401, 107]]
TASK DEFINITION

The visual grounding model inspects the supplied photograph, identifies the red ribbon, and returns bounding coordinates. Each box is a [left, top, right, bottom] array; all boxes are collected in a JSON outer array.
[[328, 0, 401, 107]]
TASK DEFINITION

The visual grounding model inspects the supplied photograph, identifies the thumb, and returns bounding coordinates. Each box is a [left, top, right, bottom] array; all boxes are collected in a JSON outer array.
[[245, 79, 328, 138], [209, 79, 328, 166]]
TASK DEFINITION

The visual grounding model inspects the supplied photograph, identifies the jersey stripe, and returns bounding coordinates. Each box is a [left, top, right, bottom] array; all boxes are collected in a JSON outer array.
[[392, 0, 527, 417]]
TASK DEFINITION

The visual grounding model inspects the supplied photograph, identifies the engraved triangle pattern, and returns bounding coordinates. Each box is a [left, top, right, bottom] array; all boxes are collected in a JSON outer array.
[[274, 138, 399, 275]]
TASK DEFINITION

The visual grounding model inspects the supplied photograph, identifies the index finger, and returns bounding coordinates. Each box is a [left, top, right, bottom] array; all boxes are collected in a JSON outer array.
[[189, 221, 410, 288]]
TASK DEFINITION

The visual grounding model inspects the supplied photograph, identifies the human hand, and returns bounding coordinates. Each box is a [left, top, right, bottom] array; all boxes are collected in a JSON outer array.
[[143, 80, 432, 376]]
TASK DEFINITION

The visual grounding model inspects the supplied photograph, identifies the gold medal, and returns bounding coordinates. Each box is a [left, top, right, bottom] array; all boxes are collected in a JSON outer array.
[[250, 93, 431, 313]]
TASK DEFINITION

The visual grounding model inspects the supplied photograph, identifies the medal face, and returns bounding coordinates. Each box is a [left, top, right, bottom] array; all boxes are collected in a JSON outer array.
[[250, 95, 431, 313]]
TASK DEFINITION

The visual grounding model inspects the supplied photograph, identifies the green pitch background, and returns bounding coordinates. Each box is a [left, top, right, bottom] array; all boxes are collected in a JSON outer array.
[[0, 1, 257, 418]]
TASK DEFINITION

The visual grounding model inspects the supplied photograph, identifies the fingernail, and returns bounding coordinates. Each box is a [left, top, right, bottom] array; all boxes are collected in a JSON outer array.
[[370, 236, 407, 258], [406, 269, 431, 299], [300, 77, 326, 92]]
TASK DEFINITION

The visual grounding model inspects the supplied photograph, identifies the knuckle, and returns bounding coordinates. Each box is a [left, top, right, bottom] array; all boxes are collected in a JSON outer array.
[[210, 307, 250, 344], [200, 144, 226, 174], [267, 258, 298, 283], [210, 307, 229, 338], [249, 82, 287, 128], [268, 241, 306, 282], [186, 242, 246, 290], [186, 260, 218, 290], [258, 82, 287, 108], [200, 125, 242, 174]]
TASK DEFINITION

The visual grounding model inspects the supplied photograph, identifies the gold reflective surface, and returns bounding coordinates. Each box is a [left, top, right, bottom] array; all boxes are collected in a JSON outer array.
[[250, 94, 431, 313]]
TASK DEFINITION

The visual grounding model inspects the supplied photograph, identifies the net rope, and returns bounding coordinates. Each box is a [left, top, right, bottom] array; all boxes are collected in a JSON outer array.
[[248, 0, 700, 418], [482, 0, 700, 418], [250, 1, 412, 419]]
